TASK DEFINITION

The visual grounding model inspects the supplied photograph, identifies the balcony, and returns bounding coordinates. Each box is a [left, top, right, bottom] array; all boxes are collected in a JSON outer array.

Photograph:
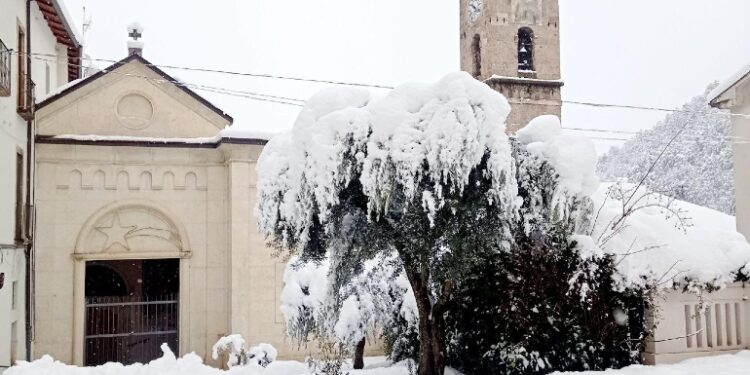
[[17, 75, 35, 121], [0, 40, 10, 97]]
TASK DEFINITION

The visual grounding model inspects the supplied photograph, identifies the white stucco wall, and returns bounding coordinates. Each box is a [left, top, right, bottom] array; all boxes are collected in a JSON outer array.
[[0, 0, 73, 368]]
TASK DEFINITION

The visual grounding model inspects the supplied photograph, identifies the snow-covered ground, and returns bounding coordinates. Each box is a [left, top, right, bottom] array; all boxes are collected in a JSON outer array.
[[5, 349, 407, 375], [8, 350, 750, 374], [556, 351, 750, 375]]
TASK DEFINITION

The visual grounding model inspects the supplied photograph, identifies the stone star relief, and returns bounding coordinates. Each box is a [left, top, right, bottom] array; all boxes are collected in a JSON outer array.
[[95, 212, 137, 251]]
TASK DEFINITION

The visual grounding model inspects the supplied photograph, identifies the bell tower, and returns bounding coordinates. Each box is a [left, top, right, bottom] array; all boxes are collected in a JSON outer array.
[[460, 0, 563, 132]]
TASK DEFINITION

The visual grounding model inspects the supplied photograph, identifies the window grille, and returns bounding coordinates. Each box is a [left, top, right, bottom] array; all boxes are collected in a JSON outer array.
[[0, 39, 10, 97]]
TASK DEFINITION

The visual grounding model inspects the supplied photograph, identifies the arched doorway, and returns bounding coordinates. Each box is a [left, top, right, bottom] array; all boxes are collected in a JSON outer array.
[[84, 259, 179, 366], [73, 201, 190, 366]]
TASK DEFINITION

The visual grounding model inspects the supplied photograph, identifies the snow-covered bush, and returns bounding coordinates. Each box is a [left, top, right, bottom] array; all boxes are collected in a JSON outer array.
[[440, 130, 648, 374], [211, 335, 277, 368]]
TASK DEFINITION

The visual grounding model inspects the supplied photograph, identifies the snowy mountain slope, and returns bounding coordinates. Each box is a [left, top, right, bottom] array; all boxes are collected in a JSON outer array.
[[597, 83, 734, 214]]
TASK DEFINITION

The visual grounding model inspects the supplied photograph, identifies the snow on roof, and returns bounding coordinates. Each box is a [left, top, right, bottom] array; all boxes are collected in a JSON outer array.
[[36, 77, 83, 104], [709, 61, 750, 104], [47, 130, 272, 144], [127, 40, 144, 49], [591, 183, 750, 289], [486, 74, 564, 85], [50, 134, 221, 144], [219, 127, 276, 141]]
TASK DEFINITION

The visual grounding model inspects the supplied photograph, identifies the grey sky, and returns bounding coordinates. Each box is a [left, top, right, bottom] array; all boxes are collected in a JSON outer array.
[[59, 0, 750, 153]]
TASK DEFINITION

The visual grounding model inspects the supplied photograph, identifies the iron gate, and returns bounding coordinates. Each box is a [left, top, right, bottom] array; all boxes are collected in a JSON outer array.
[[84, 294, 178, 366]]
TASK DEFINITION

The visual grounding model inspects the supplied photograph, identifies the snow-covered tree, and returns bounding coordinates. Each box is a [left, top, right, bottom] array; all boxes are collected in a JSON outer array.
[[257, 73, 621, 375], [597, 83, 734, 214]]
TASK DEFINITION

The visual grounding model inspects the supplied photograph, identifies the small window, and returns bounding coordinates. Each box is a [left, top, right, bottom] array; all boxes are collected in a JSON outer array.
[[517, 27, 534, 72], [12, 281, 18, 310], [45, 62, 50, 94], [471, 34, 482, 78], [17, 25, 26, 109], [11, 321, 18, 364], [15, 152, 24, 242]]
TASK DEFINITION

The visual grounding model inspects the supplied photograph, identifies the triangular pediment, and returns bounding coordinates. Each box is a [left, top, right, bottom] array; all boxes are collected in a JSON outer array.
[[36, 56, 233, 138]]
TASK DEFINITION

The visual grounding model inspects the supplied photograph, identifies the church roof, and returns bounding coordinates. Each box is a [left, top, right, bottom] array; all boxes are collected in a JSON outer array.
[[709, 61, 750, 107], [36, 54, 234, 125]]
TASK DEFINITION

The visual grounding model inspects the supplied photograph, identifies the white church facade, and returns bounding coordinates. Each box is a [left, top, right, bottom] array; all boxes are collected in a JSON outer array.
[[31, 53, 304, 367]]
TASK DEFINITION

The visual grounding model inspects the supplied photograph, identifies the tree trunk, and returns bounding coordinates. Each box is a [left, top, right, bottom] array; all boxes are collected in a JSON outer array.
[[353, 337, 366, 369], [406, 269, 446, 375]]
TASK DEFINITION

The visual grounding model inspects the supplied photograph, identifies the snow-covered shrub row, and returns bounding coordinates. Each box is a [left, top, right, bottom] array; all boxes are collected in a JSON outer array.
[[212, 335, 277, 368], [597, 83, 735, 215]]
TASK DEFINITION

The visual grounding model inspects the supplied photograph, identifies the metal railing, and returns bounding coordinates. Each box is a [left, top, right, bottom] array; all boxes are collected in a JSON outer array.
[[17, 75, 34, 120], [0, 39, 10, 97], [84, 294, 179, 366]]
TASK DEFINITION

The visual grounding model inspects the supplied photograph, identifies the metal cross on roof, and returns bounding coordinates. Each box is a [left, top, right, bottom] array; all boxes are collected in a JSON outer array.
[[129, 29, 142, 40]]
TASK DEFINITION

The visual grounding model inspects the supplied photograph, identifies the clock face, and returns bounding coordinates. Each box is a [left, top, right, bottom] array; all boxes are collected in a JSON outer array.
[[468, 0, 483, 22]]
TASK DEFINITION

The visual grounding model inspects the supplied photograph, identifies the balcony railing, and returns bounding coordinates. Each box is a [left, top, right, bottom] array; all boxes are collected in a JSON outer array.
[[0, 39, 10, 97], [17, 75, 34, 120]]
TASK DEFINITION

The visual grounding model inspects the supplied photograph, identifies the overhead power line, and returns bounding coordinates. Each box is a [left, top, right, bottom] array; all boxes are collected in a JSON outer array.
[[18, 51, 396, 90], [562, 127, 638, 135], [24, 53, 307, 107], [15, 51, 750, 121]]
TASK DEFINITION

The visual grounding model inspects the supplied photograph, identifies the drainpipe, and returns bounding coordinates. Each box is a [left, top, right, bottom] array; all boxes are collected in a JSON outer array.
[[24, 0, 33, 362]]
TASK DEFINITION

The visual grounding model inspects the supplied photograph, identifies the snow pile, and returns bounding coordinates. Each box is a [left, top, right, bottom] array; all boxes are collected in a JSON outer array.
[[257, 72, 515, 247], [127, 39, 144, 49], [590, 183, 750, 289], [555, 351, 750, 375], [517, 115, 599, 196]]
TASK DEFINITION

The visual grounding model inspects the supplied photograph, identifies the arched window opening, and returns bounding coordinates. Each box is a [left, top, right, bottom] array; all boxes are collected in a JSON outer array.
[[471, 34, 482, 78], [517, 27, 534, 72]]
